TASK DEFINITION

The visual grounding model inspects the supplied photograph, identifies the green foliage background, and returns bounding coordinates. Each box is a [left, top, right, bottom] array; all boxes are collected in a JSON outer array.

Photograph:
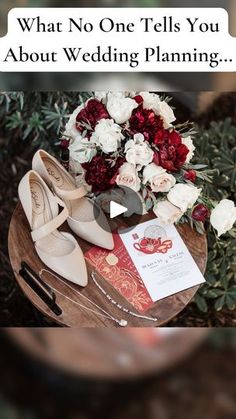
[[0, 91, 235, 314], [194, 120, 236, 312]]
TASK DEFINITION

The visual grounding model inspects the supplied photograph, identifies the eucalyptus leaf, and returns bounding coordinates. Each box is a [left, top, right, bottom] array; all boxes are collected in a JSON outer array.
[[145, 198, 153, 211], [188, 164, 208, 170]]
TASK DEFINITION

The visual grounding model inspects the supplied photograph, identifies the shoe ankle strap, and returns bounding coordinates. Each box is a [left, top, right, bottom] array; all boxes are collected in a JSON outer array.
[[53, 185, 88, 201], [31, 198, 69, 242]]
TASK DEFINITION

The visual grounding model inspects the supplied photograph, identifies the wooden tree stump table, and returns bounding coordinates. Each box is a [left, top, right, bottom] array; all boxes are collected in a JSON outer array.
[[8, 203, 207, 327]]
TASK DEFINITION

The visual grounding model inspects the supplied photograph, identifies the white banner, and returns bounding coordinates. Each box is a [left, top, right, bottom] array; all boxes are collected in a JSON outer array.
[[0, 7, 235, 72]]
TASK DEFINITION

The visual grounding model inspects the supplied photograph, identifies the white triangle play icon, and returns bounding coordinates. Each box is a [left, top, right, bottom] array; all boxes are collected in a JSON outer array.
[[110, 201, 128, 219]]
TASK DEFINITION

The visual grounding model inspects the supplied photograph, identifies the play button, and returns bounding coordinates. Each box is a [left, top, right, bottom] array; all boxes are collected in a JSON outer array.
[[92, 186, 143, 233], [110, 201, 128, 219]]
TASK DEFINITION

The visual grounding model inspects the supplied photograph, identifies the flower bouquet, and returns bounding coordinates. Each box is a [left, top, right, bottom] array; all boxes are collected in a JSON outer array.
[[62, 92, 236, 237]]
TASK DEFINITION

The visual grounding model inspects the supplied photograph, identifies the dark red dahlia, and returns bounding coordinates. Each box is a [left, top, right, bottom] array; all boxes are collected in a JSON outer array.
[[129, 104, 164, 142], [184, 169, 197, 182], [76, 99, 109, 132], [153, 129, 189, 172], [153, 128, 168, 145], [192, 204, 210, 222], [82, 155, 124, 193]]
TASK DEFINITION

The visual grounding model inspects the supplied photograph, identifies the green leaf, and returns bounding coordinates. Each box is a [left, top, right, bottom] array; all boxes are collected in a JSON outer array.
[[195, 294, 208, 312], [187, 164, 208, 170], [145, 198, 153, 211], [225, 294, 236, 310], [205, 289, 225, 298], [214, 295, 226, 311], [142, 188, 147, 199]]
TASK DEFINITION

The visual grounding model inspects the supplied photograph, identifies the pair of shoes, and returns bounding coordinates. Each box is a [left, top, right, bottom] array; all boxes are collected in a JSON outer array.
[[18, 150, 114, 287]]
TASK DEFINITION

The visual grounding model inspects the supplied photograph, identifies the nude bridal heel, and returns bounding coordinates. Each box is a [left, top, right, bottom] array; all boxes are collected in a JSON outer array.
[[18, 170, 88, 287], [32, 149, 114, 250]]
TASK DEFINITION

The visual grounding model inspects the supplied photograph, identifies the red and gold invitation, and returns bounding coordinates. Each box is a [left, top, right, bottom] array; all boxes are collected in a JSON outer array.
[[85, 232, 153, 313], [85, 219, 205, 313]]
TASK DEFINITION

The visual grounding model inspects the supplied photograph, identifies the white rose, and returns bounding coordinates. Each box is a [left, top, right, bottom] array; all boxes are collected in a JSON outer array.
[[69, 136, 96, 164], [107, 92, 138, 124], [167, 183, 201, 213], [139, 92, 161, 111], [182, 136, 196, 163], [125, 133, 154, 169], [143, 163, 176, 193], [156, 101, 176, 128], [64, 103, 84, 140], [91, 118, 124, 154], [94, 91, 108, 102], [95, 91, 136, 104], [210, 199, 236, 237], [139, 93, 175, 128], [154, 200, 183, 226], [116, 162, 141, 192]]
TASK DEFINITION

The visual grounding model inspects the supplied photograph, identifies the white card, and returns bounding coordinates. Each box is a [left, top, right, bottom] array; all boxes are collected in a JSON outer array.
[[119, 219, 205, 302]]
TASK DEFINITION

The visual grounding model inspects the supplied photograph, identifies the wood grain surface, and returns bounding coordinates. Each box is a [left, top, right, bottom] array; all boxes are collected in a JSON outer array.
[[8, 203, 207, 327]]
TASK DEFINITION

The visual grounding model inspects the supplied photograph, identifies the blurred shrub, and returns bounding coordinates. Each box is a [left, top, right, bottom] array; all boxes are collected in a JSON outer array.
[[0, 92, 235, 314], [0, 91, 90, 160], [194, 119, 236, 313]]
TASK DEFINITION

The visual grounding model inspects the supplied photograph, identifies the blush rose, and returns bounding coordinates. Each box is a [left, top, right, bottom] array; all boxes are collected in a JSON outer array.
[[143, 163, 176, 193]]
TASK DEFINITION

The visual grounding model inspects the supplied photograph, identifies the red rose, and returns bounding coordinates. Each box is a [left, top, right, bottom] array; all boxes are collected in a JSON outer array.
[[184, 169, 197, 182], [82, 155, 124, 193], [133, 95, 143, 104], [153, 129, 189, 172], [76, 99, 109, 133], [129, 104, 164, 142], [192, 204, 209, 222]]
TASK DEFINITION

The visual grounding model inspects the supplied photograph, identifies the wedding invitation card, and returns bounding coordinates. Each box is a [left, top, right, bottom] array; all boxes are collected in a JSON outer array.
[[85, 219, 205, 312], [85, 232, 153, 313], [119, 219, 205, 302]]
